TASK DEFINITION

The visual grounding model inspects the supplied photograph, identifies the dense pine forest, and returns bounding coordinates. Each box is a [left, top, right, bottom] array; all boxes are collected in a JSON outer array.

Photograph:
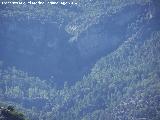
[[0, 0, 160, 120]]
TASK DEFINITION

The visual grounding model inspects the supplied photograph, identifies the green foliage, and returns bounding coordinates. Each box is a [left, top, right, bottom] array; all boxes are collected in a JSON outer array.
[[0, 1, 160, 119], [0, 105, 28, 120], [7, 106, 15, 111], [0, 30, 160, 120]]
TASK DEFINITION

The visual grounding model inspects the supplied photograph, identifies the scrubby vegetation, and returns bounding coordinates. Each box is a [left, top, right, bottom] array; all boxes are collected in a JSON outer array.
[[0, 104, 28, 120], [0, 30, 160, 119], [0, 0, 160, 120]]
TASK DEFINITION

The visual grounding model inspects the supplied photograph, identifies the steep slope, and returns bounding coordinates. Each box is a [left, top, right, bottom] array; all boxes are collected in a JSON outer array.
[[0, 0, 160, 120], [0, 0, 154, 85], [0, 23, 160, 120], [51, 30, 160, 120]]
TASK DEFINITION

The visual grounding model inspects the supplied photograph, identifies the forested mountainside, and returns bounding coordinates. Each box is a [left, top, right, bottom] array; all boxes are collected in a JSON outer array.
[[0, 0, 160, 120], [1, 30, 160, 120], [0, 0, 155, 85]]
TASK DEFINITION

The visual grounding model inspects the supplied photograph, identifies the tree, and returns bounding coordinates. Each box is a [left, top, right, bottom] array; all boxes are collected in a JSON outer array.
[[0, 105, 28, 120], [7, 106, 15, 111]]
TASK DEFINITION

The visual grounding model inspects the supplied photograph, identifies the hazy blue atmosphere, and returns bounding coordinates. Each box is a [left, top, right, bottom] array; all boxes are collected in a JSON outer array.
[[0, 0, 160, 120]]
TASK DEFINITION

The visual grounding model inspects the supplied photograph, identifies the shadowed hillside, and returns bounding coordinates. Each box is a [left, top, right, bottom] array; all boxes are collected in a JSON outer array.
[[0, 0, 160, 120]]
